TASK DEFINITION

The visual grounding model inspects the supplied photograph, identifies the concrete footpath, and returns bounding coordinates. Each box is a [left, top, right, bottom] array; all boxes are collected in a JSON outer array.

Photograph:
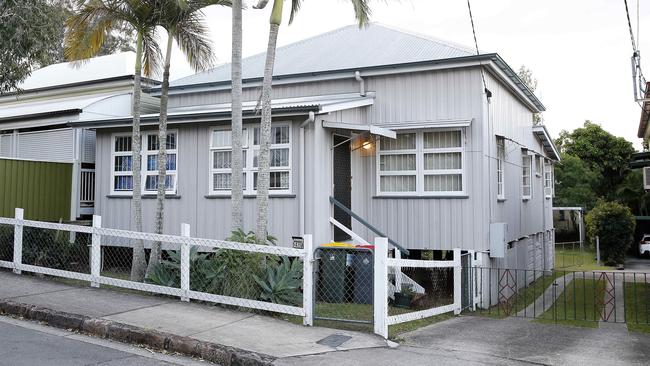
[[0, 270, 387, 365]]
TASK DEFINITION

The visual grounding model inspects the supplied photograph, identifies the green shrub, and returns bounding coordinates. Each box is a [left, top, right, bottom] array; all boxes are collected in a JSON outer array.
[[0, 225, 13, 261], [22, 227, 89, 271], [586, 200, 636, 265], [253, 256, 303, 306], [146, 247, 225, 292]]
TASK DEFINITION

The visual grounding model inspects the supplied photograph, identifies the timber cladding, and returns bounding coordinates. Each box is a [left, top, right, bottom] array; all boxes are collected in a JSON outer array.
[[0, 158, 72, 221]]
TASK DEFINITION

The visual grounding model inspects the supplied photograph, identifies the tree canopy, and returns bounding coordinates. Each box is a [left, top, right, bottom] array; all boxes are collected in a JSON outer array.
[[556, 121, 636, 198], [586, 200, 636, 265], [0, 0, 134, 94], [554, 153, 601, 211]]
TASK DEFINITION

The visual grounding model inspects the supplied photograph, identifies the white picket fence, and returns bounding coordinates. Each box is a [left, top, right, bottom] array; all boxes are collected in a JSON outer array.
[[0, 208, 314, 325], [0, 209, 473, 339]]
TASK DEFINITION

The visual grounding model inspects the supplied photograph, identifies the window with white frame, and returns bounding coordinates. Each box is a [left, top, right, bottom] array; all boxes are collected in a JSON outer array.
[[209, 124, 291, 195], [521, 152, 532, 200], [496, 137, 505, 200], [535, 155, 543, 177], [544, 160, 554, 198], [110, 131, 178, 195], [377, 129, 465, 196]]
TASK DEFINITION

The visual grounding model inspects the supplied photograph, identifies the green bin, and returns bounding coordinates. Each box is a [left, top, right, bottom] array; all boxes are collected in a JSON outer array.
[[317, 248, 348, 303]]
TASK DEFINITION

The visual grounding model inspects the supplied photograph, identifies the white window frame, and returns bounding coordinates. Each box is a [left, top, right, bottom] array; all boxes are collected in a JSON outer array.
[[142, 130, 178, 195], [209, 122, 292, 195], [521, 151, 533, 200], [496, 136, 505, 200], [110, 131, 179, 196], [376, 128, 466, 197], [535, 155, 543, 177], [110, 133, 134, 196], [544, 159, 554, 199]]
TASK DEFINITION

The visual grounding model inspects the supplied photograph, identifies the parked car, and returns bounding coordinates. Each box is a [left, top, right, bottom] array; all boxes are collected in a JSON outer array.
[[639, 235, 650, 256]]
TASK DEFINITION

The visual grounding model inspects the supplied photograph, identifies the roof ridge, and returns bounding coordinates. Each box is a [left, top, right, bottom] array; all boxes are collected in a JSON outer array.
[[373, 23, 477, 55]]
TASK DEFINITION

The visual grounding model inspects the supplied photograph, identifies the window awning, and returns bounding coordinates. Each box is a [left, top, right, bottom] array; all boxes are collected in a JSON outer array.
[[532, 125, 561, 161], [321, 120, 396, 139]]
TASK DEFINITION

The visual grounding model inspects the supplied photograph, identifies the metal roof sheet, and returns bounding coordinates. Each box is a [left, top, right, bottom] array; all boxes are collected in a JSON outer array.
[[170, 23, 476, 87], [0, 94, 128, 122], [71, 93, 374, 128]]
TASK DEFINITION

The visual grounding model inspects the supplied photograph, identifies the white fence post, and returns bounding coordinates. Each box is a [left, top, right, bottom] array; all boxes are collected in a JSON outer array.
[[596, 236, 601, 266], [453, 248, 462, 315], [373, 237, 389, 339], [13, 208, 24, 274], [302, 234, 314, 326], [90, 215, 101, 288], [180, 223, 191, 302]]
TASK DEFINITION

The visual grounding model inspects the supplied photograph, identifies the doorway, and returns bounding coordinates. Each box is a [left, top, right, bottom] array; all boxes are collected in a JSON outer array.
[[332, 134, 352, 242]]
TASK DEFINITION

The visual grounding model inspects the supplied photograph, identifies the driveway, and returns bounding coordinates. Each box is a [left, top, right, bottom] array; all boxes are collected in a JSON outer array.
[[625, 256, 650, 272], [277, 316, 650, 365]]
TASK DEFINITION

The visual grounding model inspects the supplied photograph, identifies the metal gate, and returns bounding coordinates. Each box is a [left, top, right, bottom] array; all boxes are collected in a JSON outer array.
[[313, 246, 374, 324], [460, 252, 474, 311]]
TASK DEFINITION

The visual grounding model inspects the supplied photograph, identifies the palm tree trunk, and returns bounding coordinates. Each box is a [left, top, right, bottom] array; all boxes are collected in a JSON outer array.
[[146, 31, 174, 278], [130, 32, 147, 282], [230, 0, 244, 231], [256, 0, 283, 243]]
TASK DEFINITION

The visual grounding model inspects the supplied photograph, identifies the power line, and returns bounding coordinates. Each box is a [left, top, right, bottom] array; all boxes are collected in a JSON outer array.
[[466, 0, 488, 98]]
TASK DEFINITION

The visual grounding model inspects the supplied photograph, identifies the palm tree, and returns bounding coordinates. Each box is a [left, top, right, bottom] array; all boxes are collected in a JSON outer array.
[[65, 0, 163, 282], [146, 0, 228, 277], [230, 0, 244, 231], [252, 0, 371, 243]]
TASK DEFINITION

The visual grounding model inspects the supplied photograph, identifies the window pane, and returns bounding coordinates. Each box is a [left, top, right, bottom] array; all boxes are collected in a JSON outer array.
[[253, 127, 260, 145], [114, 136, 132, 152], [147, 134, 157, 151], [253, 171, 290, 190], [423, 131, 461, 149], [166, 133, 176, 149], [380, 175, 416, 192], [213, 151, 232, 169], [424, 152, 461, 170], [145, 175, 174, 191], [270, 148, 289, 167], [380, 154, 416, 171], [381, 133, 415, 150], [273, 126, 290, 144], [114, 156, 132, 172], [212, 130, 232, 148], [424, 174, 462, 192], [146, 154, 176, 171], [213, 173, 231, 190], [114, 176, 133, 191]]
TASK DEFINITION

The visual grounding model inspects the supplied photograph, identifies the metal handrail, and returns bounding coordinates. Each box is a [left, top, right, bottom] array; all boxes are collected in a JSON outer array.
[[329, 196, 409, 255]]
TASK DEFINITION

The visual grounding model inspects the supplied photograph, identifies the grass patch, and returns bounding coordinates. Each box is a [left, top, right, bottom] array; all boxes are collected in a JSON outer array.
[[555, 249, 612, 271], [536, 278, 604, 328], [625, 282, 650, 333]]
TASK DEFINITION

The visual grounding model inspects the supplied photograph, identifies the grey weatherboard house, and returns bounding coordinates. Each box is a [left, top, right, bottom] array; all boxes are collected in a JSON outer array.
[[74, 24, 560, 271]]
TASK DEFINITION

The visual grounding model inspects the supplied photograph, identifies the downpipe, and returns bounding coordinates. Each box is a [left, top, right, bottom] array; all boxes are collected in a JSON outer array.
[[299, 112, 315, 235]]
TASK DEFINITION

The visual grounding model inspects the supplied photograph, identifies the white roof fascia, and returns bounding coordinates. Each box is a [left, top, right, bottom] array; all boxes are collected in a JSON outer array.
[[379, 119, 472, 130], [484, 61, 541, 113], [319, 96, 375, 113], [321, 120, 396, 139], [533, 124, 561, 162]]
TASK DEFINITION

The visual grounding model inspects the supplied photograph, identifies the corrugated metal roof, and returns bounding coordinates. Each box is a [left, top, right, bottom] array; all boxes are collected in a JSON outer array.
[[71, 93, 374, 128], [0, 94, 128, 122], [170, 23, 476, 87], [532, 125, 561, 161]]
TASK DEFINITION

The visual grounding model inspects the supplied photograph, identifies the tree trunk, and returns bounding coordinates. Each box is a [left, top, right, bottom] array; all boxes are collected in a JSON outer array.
[[130, 32, 147, 282], [230, 0, 244, 232], [146, 32, 174, 278], [256, 0, 283, 243]]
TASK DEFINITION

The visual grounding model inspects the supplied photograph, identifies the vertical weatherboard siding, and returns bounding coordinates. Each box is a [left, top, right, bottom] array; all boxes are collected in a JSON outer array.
[[0, 158, 72, 221]]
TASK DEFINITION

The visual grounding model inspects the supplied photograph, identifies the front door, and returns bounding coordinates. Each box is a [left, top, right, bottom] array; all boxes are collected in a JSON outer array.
[[333, 135, 352, 242]]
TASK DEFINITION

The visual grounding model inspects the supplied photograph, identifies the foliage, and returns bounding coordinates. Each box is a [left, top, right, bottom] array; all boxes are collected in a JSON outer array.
[[146, 247, 225, 292], [517, 65, 541, 124], [614, 170, 650, 216], [554, 154, 601, 211], [0, 0, 134, 94], [556, 121, 636, 198], [22, 227, 89, 271], [253, 256, 303, 305], [586, 200, 636, 265], [0, 225, 14, 261], [227, 228, 277, 246]]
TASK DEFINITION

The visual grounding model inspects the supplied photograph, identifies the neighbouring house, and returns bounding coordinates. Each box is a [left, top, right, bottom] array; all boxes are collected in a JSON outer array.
[[74, 24, 560, 271], [0, 53, 159, 220]]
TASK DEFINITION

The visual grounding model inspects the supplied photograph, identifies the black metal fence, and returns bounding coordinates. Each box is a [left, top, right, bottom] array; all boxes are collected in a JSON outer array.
[[468, 267, 650, 328]]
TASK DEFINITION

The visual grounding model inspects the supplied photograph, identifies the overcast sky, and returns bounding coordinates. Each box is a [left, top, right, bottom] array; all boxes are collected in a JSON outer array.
[[166, 0, 649, 149]]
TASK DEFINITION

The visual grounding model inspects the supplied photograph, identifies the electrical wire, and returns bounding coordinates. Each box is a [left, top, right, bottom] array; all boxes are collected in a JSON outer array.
[[466, 0, 488, 98]]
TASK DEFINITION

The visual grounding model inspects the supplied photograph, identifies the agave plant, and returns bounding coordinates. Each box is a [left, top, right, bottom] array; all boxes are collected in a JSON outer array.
[[253, 256, 303, 306], [227, 228, 277, 246], [146, 246, 225, 292]]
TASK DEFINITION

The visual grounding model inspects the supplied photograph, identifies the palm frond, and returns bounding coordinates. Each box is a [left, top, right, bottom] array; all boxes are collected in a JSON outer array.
[[142, 27, 163, 77], [288, 0, 302, 24], [174, 15, 216, 71], [253, 0, 270, 9], [349, 0, 372, 27]]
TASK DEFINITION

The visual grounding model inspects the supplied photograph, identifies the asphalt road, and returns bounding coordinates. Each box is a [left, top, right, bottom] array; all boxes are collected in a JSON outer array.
[[0, 316, 208, 366]]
